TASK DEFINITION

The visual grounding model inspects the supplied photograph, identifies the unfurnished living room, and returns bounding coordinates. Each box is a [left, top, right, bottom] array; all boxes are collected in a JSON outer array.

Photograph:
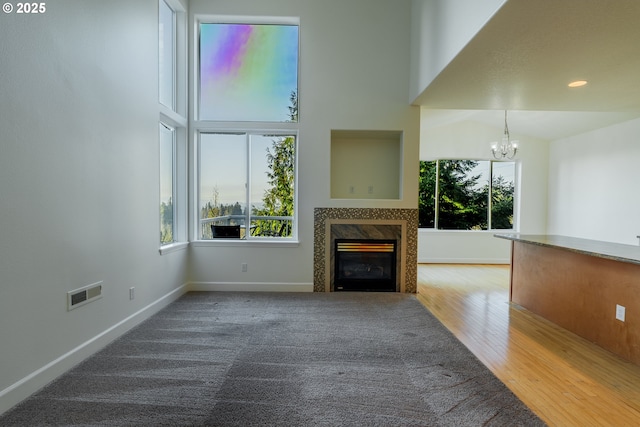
[[2, 0, 640, 425]]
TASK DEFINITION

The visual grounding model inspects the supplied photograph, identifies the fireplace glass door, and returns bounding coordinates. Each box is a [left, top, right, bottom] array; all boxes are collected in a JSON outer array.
[[334, 239, 397, 292]]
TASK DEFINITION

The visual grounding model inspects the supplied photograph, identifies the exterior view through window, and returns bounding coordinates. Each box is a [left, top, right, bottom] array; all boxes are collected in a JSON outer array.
[[199, 133, 295, 239], [419, 160, 516, 230], [159, 123, 175, 244]]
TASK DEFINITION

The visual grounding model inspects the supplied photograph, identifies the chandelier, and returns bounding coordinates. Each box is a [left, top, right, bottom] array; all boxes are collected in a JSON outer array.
[[491, 110, 518, 160]]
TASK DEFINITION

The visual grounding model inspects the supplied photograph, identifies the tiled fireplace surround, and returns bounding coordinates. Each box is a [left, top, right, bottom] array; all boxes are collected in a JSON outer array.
[[313, 208, 418, 293]]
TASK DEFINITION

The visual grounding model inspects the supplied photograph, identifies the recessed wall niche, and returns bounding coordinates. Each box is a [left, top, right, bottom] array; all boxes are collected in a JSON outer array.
[[330, 130, 402, 199]]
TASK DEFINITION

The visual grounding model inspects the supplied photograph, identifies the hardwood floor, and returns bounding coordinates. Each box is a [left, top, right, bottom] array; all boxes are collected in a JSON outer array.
[[416, 264, 640, 427]]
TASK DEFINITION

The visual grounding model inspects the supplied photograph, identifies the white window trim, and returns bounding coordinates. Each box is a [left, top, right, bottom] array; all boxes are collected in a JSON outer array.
[[190, 15, 301, 245], [159, 121, 177, 247], [190, 240, 299, 248], [194, 129, 299, 243], [159, 241, 190, 255], [159, 0, 188, 253], [192, 15, 300, 123], [159, 0, 176, 111], [419, 158, 520, 232]]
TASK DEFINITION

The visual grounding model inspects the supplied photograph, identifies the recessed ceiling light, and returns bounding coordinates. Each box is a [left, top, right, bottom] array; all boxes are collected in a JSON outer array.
[[568, 80, 588, 88]]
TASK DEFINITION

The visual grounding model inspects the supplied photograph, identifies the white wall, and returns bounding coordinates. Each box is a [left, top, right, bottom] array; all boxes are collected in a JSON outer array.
[[409, 0, 506, 103], [418, 109, 549, 263], [548, 117, 640, 245], [0, 0, 189, 413], [188, 0, 420, 290]]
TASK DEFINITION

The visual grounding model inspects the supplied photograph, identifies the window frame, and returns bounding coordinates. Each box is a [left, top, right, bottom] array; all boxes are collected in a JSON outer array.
[[193, 15, 300, 123], [159, 0, 188, 253], [159, 0, 176, 110], [488, 160, 518, 231], [159, 122, 177, 245], [419, 159, 518, 232], [196, 130, 298, 243], [191, 15, 301, 245]]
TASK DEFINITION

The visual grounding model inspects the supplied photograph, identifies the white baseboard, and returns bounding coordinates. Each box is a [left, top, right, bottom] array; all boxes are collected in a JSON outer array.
[[188, 281, 314, 292], [0, 284, 189, 416], [418, 257, 510, 264]]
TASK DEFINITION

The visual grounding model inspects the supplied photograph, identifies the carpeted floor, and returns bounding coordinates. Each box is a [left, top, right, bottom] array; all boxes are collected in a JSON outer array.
[[0, 292, 545, 426]]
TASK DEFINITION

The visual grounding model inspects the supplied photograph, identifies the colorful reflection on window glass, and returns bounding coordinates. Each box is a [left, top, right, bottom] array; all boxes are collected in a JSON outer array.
[[199, 23, 299, 122]]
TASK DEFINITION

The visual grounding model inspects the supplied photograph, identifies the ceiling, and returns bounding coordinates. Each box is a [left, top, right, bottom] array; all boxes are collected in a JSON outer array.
[[415, 0, 640, 140]]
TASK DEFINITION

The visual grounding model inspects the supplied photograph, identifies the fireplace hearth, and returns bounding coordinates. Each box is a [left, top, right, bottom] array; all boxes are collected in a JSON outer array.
[[334, 239, 397, 292]]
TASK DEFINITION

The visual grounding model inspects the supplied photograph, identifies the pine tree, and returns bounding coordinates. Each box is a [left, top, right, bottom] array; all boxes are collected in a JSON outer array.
[[251, 90, 297, 236]]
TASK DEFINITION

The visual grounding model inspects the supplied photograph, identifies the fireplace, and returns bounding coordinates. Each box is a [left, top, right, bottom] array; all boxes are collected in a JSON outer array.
[[334, 239, 397, 292], [313, 208, 418, 293]]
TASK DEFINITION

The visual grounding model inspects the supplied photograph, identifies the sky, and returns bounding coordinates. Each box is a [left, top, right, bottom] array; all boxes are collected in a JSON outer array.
[[199, 133, 291, 213], [199, 23, 299, 122]]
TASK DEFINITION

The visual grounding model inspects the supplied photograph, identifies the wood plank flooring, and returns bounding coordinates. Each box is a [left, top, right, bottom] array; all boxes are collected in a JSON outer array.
[[416, 264, 640, 427]]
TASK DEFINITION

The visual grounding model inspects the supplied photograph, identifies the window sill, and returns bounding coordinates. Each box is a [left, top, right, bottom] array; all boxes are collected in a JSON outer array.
[[159, 241, 190, 255], [191, 239, 300, 248], [418, 228, 516, 233]]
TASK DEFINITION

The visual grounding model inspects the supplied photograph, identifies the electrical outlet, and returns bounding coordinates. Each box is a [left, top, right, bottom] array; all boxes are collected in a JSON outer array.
[[129, 287, 135, 300], [616, 304, 625, 322], [241, 262, 248, 272], [368, 185, 373, 194]]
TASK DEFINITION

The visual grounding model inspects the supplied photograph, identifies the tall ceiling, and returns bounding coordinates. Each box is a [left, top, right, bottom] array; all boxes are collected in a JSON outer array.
[[415, 0, 640, 140]]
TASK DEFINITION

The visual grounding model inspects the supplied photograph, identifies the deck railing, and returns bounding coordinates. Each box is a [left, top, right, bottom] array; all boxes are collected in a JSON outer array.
[[200, 215, 293, 239]]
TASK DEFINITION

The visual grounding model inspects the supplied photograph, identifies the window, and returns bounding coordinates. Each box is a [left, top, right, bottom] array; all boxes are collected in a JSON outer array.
[[159, 0, 175, 109], [198, 132, 296, 240], [159, 0, 187, 251], [159, 123, 175, 244], [194, 17, 300, 242], [198, 22, 299, 122], [419, 160, 516, 230]]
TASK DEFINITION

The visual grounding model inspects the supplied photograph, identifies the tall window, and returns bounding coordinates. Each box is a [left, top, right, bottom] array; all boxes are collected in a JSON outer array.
[[159, 0, 187, 250], [159, 0, 175, 109], [195, 17, 299, 241], [419, 160, 516, 230]]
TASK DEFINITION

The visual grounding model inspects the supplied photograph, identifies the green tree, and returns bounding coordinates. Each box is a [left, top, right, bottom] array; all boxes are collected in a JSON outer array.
[[160, 197, 173, 244], [490, 175, 514, 229], [419, 160, 489, 230], [419, 160, 515, 230], [201, 188, 245, 220], [227, 201, 244, 216], [201, 187, 221, 219], [287, 90, 298, 122], [437, 160, 487, 230], [418, 160, 437, 227], [252, 135, 295, 236]]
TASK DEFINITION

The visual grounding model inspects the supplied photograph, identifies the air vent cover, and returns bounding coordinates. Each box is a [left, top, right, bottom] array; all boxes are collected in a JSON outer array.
[[67, 281, 103, 311]]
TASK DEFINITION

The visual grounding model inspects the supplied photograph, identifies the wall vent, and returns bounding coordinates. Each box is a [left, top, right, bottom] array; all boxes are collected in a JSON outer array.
[[67, 281, 103, 311]]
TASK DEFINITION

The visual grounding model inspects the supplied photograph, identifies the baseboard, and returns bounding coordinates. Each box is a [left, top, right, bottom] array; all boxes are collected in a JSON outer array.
[[418, 258, 510, 264], [0, 283, 189, 416], [188, 281, 314, 292]]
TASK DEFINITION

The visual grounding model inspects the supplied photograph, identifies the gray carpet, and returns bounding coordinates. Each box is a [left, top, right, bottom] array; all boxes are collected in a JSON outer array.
[[0, 292, 545, 426]]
